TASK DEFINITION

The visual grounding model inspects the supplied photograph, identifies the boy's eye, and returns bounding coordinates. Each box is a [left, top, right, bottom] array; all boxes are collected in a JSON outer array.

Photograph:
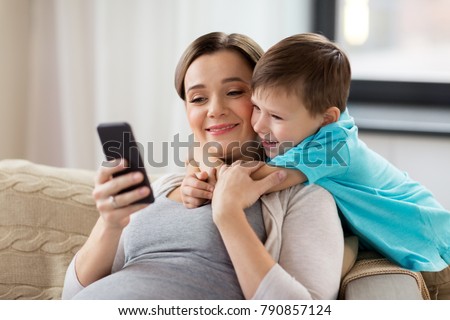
[[271, 114, 283, 120], [252, 105, 261, 111]]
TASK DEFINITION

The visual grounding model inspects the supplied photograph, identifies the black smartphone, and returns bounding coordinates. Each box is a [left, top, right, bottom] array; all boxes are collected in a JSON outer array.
[[97, 122, 154, 204]]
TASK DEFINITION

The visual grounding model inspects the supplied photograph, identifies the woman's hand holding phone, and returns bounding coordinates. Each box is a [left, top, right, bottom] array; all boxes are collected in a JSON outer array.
[[92, 158, 152, 229], [95, 122, 155, 227]]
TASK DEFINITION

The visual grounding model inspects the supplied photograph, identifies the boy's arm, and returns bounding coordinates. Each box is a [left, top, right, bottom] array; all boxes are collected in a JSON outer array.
[[250, 162, 306, 193]]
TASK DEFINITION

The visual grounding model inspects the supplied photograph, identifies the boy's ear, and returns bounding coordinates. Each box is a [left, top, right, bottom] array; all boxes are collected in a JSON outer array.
[[321, 106, 341, 126]]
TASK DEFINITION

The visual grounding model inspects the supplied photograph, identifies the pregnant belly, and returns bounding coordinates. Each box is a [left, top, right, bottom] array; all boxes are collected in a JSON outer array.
[[72, 258, 244, 300]]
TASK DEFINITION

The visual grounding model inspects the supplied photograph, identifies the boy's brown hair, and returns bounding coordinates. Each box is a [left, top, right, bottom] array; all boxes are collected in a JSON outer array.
[[252, 33, 351, 116]]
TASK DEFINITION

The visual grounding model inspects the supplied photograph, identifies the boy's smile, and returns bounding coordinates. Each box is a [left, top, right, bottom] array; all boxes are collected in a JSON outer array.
[[251, 88, 326, 158], [260, 137, 278, 149]]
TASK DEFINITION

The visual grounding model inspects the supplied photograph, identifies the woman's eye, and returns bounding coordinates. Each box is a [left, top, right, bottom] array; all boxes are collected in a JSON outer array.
[[189, 97, 206, 104], [228, 90, 244, 96]]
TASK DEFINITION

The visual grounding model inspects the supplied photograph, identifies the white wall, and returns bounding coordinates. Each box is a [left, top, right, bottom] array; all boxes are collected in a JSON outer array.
[[0, 0, 312, 173], [0, 0, 29, 160], [359, 132, 450, 209]]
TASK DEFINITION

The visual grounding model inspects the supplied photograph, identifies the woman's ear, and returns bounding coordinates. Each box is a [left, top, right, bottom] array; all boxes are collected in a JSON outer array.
[[321, 106, 341, 126]]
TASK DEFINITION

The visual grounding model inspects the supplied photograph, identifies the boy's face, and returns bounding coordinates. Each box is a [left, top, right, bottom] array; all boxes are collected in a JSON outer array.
[[251, 88, 324, 158]]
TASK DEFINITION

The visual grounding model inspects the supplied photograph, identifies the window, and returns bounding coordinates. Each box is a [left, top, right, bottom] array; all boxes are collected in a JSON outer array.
[[337, 0, 450, 83], [313, 0, 450, 109]]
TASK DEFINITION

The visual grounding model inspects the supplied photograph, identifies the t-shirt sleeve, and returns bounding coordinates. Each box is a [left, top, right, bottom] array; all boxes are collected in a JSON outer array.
[[268, 127, 351, 184]]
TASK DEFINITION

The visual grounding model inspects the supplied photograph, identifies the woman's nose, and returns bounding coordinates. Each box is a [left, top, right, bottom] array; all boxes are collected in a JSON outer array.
[[207, 98, 227, 118]]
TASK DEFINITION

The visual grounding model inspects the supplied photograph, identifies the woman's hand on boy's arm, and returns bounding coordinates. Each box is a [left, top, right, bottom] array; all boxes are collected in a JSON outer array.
[[250, 162, 306, 193]]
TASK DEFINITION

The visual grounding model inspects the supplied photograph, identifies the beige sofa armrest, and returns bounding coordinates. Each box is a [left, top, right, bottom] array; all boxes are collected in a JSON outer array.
[[339, 253, 430, 300], [0, 159, 98, 299]]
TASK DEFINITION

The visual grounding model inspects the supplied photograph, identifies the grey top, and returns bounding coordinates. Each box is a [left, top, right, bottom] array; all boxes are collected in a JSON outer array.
[[63, 173, 344, 300], [71, 191, 265, 300]]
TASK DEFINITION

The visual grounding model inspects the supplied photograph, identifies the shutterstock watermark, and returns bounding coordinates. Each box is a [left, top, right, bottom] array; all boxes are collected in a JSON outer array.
[[272, 132, 348, 168], [100, 132, 348, 168]]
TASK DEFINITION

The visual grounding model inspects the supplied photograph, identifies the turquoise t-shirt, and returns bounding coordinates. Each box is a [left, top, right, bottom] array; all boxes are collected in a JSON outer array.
[[268, 109, 450, 272]]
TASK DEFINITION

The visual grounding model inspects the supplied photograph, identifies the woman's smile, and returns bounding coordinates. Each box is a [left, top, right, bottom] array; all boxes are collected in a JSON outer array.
[[205, 123, 239, 136]]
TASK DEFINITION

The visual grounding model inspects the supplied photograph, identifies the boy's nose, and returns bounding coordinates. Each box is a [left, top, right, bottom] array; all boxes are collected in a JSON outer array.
[[252, 113, 268, 134]]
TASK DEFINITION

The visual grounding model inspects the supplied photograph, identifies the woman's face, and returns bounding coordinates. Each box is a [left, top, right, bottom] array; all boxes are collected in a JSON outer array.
[[184, 50, 257, 161]]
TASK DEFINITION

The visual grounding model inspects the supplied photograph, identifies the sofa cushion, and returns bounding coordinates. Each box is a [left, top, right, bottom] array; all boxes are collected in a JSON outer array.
[[0, 159, 98, 299]]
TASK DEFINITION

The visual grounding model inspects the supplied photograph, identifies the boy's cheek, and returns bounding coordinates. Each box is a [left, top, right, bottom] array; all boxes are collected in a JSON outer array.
[[250, 113, 257, 128]]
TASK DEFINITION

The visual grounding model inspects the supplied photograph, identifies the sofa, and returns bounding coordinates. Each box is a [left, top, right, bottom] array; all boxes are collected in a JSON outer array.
[[0, 159, 430, 299]]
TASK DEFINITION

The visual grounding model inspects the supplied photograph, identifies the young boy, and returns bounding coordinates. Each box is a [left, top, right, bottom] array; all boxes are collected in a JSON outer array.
[[249, 32, 450, 289], [183, 33, 450, 297]]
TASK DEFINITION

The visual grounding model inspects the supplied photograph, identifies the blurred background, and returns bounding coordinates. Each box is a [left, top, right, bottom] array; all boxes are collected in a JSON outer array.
[[1, 0, 449, 207]]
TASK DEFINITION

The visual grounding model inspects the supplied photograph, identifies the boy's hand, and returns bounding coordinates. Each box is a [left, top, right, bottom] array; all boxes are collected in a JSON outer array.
[[181, 168, 216, 209]]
